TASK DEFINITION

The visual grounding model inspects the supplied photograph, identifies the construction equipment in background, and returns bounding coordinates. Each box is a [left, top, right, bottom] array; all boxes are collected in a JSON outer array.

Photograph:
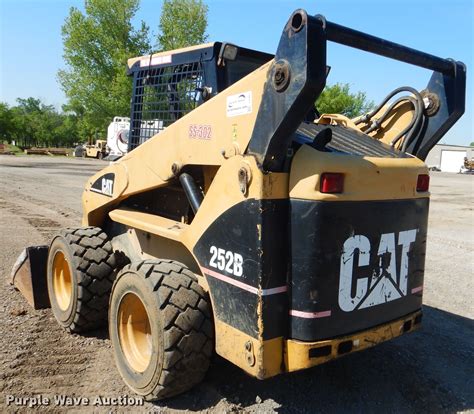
[[83, 139, 108, 160], [106, 116, 131, 161], [11, 9, 465, 402], [461, 157, 474, 173]]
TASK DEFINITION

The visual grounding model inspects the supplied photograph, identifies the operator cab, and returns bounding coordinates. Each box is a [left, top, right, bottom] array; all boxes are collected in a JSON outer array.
[[126, 43, 273, 151]]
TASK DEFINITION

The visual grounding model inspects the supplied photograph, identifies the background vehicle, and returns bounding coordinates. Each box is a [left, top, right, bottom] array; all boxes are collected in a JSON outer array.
[[106, 116, 130, 160], [12, 9, 465, 401], [83, 139, 107, 159], [460, 157, 474, 173]]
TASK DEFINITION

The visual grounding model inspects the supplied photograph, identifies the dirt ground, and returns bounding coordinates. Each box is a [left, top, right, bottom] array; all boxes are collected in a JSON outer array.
[[0, 155, 472, 413]]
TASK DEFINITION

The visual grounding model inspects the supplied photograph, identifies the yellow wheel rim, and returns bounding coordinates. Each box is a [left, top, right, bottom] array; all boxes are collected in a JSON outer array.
[[118, 293, 152, 373], [52, 251, 73, 311]]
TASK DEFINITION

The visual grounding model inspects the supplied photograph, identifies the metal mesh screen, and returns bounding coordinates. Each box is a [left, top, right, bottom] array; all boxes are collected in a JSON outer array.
[[129, 61, 204, 150]]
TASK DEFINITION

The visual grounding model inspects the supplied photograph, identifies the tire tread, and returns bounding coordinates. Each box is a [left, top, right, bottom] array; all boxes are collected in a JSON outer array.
[[59, 227, 117, 332], [116, 259, 213, 400]]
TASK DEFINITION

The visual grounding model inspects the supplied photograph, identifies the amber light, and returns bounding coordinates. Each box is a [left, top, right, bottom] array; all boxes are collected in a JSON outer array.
[[417, 174, 430, 192], [320, 173, 344, 193]]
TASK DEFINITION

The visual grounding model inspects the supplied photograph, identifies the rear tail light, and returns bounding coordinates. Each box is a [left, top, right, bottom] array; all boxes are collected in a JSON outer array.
[[416, 174, 430, 192], [320, 173, 344, 193]]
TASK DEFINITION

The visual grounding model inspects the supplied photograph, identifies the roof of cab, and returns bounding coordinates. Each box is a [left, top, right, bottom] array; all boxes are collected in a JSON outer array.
[[127, 42, 216, 69]]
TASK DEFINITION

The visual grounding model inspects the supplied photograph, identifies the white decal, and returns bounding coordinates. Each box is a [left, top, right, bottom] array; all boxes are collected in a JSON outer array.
[[398, 229, 417, 295], [339, 236, 371, 312], [226, 91, 252, 117], [209, 246, 243, 277], [101, 178, 113, 196], [140, 54, 172, 67], [338, 229, 418, 312]]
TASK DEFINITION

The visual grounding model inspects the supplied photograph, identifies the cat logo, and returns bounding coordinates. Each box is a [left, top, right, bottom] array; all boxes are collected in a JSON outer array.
[[90, 173, 115, 197], [338, 229, 418, 312], [101, 178, 113, 196]]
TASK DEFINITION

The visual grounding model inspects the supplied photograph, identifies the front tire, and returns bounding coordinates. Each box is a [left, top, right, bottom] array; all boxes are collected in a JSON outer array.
[[109, 260, 214, 401], [47, 227, 117, 332]]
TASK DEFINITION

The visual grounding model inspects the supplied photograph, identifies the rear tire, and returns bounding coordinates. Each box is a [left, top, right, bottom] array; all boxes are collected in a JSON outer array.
[[109, 260, 214, 401], [47, 227, 117, 332]]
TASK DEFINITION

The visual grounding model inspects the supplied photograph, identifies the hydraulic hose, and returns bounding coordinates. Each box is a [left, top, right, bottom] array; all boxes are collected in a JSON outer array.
[[364, 96, 414, 134], [356, 86, 425, 152]]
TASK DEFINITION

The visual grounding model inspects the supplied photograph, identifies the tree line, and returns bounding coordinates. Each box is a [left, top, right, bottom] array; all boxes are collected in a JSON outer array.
[[1, 0, 373, 148], [0, 98, 78, 147]]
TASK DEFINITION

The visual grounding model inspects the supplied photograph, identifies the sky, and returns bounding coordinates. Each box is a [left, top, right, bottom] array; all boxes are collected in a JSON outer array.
[[0, 0, 472, 145]]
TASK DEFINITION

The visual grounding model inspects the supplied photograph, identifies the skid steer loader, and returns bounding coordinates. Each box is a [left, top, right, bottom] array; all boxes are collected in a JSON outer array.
[[11, 9, 465, 401]]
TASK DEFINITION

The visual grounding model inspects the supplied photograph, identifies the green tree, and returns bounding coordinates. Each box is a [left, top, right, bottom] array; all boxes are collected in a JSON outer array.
[[316, 83, 375, 118], [55, 113, 80, 146], [1, 98, 79, 147], [157, 0, 208, 51], [58, 0, 151, 139], [13, 98, 49, 146], [0, 103, 14, 141]]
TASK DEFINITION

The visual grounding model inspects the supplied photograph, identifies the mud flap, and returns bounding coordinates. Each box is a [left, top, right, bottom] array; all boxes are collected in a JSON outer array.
[[9, 246, 50, 309]]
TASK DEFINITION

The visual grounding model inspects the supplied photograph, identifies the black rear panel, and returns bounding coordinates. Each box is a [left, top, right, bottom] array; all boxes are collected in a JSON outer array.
[[290, 198, 428, 341]]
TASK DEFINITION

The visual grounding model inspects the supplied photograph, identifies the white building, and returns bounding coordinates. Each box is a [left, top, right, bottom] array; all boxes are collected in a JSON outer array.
[[425, 144, 473, 172]]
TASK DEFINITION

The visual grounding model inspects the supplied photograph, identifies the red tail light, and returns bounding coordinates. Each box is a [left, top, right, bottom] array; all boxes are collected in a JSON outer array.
[[320, 173, 344, 193], [416, 174, 430, 192]]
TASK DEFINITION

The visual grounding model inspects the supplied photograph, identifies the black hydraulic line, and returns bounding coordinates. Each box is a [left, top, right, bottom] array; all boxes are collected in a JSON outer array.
[[398, 88, 424, 152], [363, 96, 412, 133], [356, 86, 423, 125], [401, 111, 423, 152], [315, 15, 455, 76], [357, 86, 425, 153], [179, 173, 203, 214]]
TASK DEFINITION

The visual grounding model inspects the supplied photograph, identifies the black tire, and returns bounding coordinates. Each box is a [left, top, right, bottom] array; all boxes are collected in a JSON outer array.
[[97, 152, 103, 160], [47, 227, 117, 333], [109, 259, 214, 401]]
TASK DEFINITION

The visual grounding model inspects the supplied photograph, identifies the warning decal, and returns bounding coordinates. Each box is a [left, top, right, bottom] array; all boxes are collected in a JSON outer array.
[[226, 92, 252, 117]]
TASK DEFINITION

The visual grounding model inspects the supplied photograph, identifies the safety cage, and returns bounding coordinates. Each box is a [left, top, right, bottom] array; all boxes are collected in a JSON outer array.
[[127, 43, 273, 151]]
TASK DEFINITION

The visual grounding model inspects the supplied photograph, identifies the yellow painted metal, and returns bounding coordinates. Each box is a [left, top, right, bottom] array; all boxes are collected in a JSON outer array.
[[289, 145, 429, 202], [358, 100, 416, 148], [180, 156, 288, 245], [81, 61, 271, 226], [109, 208, 187, 242], [117, 292, 152, 373], [210, 311, 421, 378], [285, 311, 421, 372], [104, 155, 288, 280], [52, 251, 72, 311], [317, 113, 360, 130], [213, 319, 284, 379]]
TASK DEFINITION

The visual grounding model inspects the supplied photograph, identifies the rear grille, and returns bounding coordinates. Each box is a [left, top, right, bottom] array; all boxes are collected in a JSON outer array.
[[296, 122, 409, 158]]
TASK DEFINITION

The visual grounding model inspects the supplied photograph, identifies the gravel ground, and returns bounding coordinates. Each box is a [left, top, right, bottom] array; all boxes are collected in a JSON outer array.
[[0, 155, 472, 413]]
